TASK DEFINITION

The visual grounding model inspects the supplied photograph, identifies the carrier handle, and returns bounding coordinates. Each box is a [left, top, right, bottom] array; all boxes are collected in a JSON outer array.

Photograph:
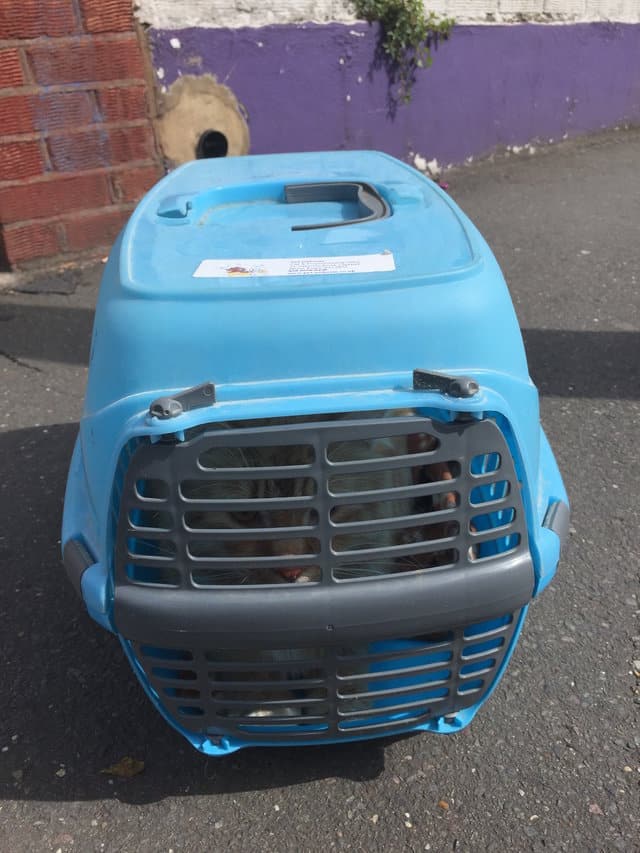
[[284, 181, 390, 231]]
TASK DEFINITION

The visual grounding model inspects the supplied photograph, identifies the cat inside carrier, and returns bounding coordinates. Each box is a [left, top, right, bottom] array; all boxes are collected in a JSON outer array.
[[62, 151, 568, 754]]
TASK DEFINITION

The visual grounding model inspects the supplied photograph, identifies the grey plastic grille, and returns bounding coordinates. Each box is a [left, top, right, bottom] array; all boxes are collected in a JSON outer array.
[[128, 611, 519, 740], [116, 411, 528, 588]]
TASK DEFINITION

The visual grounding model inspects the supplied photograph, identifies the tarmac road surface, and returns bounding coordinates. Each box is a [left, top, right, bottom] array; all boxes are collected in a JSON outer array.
[[1, 129, 639, 852]]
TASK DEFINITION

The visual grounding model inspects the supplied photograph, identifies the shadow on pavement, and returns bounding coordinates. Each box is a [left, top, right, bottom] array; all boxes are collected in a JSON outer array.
[[0, 298, 638, 398], [0, 423, 393, 806], [521, 328, 640, 400], [0, 303, 94, 366]]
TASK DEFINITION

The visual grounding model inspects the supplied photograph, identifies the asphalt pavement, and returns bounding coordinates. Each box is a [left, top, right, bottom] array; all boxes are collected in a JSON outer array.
[[1, 129, 639, 852]]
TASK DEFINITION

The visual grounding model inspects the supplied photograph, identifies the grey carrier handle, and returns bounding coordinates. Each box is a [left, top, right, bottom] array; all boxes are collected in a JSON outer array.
[[284, 181, 390, 231]]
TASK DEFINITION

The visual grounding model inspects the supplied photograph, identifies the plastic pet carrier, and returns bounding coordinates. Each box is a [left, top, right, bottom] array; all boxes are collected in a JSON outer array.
[[62, 151, 569, 755]]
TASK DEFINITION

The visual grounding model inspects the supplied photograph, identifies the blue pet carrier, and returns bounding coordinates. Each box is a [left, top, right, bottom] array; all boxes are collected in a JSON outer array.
[[62, 151, 569, 755]]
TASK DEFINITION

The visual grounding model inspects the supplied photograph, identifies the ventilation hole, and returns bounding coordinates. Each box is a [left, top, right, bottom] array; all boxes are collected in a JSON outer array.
[[457, 678, 485, 694], [199, 444, 314, 469], [238, 721, 330, 733], [328, 461, 459, 496], [338, 708, 427, 730], [210, 667, 325, 684], [470, 452, 501, 476], [191, 565, 321, 586], [462, 637, 505, 658], [205, 647, 325, 664], [127, 537, 176, 559], [469, 480, 510, 506], [220, 703, 330, 722], [196, 129, 228, 159], [126, 563, 180, 586], [464, 613, 513, 639], [470, 507, 515, 531], [333, 548, 458, 580], [331, 494, 459, 530], [164, 686, 201, 699], [339, 687, 446, 709], [128, 509, 172, 530], [411, 630, 454, 646], [332, 520, 459, 553], [460, 658, 496, 676], [180, 476, 317, 501], [339, 666, 451, 689], [330, 497, 433, 524], [338, 636, 453, 659], [152, 667, 197, 681], [178, 705, 205, 716], [135, 478, 168, 500], [184, 508, 318, 530], [211, 686, 328, 703], [188, 537, 320, 559], [469, 532, 521, 561], [327, 432, 438, 462], [140, 646, 193, 661]]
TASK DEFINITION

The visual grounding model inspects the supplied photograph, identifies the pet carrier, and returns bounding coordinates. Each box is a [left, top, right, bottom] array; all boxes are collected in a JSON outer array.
[[62, 151, 569, 755]]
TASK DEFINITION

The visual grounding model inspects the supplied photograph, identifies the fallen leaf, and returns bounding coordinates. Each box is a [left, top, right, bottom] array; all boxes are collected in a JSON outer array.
[[100, 756, 144, 778], [438, 799, 450, 811], [588, 803, 604, 816]]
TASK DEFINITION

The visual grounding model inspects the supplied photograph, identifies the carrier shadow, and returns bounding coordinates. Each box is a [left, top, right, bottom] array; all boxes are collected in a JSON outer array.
[[521, 328, 640, 400], [0, 422, 390, 805]]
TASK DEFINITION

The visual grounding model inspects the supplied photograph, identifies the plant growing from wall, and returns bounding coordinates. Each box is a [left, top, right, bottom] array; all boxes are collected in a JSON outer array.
[[351, 0, 454, 101]]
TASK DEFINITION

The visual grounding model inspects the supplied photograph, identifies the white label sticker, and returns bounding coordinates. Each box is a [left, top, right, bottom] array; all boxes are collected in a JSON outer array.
[[193, 252, 395, 279]]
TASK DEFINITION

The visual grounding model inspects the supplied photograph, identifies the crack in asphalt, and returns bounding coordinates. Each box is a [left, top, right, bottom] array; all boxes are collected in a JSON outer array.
[[0, 349, 43, 373]]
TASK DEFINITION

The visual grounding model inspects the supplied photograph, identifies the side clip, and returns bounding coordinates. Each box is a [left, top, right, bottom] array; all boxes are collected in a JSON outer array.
[[149, 382, 216, 420], [543, 500, 570, 552], [413, 369, 479, 399]]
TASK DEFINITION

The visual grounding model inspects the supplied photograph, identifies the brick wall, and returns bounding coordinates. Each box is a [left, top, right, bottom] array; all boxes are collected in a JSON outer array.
[[0, 0, 164, 269]]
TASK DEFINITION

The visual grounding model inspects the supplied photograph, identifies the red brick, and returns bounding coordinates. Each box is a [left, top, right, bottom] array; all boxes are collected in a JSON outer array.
[[27, 36, 145, 86], [63, 205, 132, 251], [0, 0, 78, 39], [0, 173, 111, 223], [98, 85, 148, 122], [1, 220, 60, 264], [0, 140, 44, 182], [48, 125, 155, 172], [0, 91, 94, 136], [0, 48, 25, 87], [110, 164, 162, 203], [0, 94, 33, 136], [81, 0, 133, 33]]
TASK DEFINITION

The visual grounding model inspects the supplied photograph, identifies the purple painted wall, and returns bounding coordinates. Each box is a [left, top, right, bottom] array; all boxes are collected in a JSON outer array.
[[150, 22, 640, 165]]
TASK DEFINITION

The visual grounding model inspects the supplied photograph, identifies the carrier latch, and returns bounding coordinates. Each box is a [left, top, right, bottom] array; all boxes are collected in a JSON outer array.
[[413, 369, 479, 398], [149, 382, 216, 419]]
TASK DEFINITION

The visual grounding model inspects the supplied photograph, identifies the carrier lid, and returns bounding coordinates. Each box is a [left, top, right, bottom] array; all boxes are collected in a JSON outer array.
[[122, 151, 480, 295]]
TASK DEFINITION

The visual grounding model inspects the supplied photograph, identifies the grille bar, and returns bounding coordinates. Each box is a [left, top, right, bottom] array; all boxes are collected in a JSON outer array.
[[189, 465, 315, 479], [337, 659, 453, 683], [326, 452, 446, 473]]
